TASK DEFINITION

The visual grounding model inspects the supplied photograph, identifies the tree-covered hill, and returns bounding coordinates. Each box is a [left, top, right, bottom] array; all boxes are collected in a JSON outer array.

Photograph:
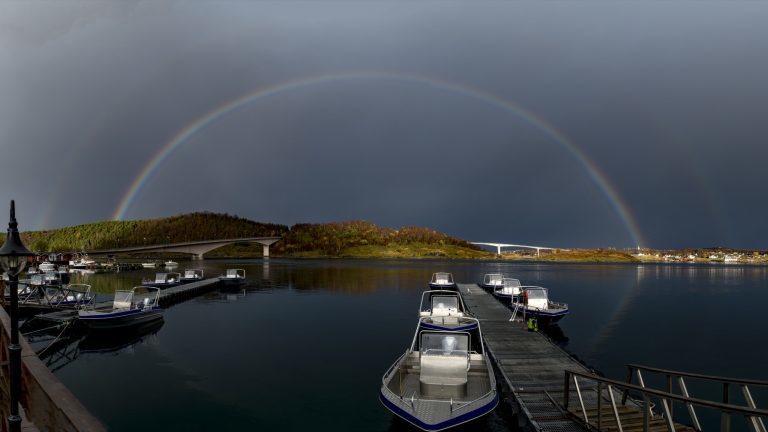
[[16, 212, 287, 252], [5, 214, 486, 259]]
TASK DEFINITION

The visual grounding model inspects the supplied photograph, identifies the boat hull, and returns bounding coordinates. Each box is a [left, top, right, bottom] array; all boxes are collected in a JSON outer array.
[[78, 308, 164, 330], [218, 277, 246, 287], [514, 306, 569, 325], [419, 319, 479, 332], [428, 283, 457, 290]]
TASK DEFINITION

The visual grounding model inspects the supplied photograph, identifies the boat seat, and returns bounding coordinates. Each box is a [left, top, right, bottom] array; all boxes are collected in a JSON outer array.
[[419, 352, 469, 398], [433, 316, 459, 325]]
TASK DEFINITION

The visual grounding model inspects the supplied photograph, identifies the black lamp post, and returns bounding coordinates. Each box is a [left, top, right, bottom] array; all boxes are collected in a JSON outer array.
[[0, 200, 33, 432]]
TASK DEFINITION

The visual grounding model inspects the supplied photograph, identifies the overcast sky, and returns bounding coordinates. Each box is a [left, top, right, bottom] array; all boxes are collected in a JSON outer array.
[[1, 1, 767, 249]]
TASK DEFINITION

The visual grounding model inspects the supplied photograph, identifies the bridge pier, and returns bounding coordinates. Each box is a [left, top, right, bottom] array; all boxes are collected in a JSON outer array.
[[192, 253, 204, 260], [263, 244, 270, 258]]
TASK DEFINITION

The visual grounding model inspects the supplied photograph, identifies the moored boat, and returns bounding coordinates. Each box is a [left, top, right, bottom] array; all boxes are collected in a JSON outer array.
[[380, 317, 498, 431], [69, 254, 96, 269], [218, 269, 246, 287], [141, 272, 181, 289], [492, 278, 522, 301], [38, 261, 56, 272], [418, 290, 477, 331], [78, 286, 163, 330], [164, 260, 178, 268], [479, 273, 503, 290], [511, 286, 569, 326], [141, 262, 159, 268], [180, 268, 204, 283], [428, 272, 457, 290]]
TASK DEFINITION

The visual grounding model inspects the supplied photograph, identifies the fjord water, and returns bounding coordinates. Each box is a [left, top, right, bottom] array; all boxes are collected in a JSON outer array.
[[51, 260, 768, 431]]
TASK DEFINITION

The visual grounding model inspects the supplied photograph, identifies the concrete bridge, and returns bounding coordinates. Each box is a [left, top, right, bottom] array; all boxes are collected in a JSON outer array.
[[471, 242, 563, 256], [85, 236, 281, 260]]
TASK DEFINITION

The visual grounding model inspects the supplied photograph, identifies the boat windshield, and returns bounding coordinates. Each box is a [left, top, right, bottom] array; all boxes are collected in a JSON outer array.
[[113, 290, 133, 309], [503, 278, 521, 288], [431, 296, 459, 316], [484, 274, 503, 284], [432, 273, 452, 284], [420, 333, 469, 357], [155, 273, 168, 283], [226, 269, 241, 277], [526, 288, 548, 300]]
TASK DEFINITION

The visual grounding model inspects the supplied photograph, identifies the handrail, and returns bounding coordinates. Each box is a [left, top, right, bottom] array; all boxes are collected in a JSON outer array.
[[627, 364, 768, 387], [564, 369, 768, 417]]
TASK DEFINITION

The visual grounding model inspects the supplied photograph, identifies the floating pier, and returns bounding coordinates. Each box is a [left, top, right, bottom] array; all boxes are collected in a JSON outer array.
[[457, 283, 706, 432], [29, 278, 222, 326], [457, 283, 591, 432]]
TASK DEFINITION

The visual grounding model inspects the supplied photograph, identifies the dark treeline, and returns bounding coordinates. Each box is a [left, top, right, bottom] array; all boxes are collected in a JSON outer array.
[[273, 220, 481, 255]]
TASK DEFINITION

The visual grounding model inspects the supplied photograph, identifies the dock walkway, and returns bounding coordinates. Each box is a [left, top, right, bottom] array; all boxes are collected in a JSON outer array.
[[457, 283, 591, 432], [30, 278, 222, 325]]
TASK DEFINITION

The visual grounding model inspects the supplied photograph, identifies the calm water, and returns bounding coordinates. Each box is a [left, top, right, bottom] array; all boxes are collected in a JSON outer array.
[[39, 260, 768, 431]]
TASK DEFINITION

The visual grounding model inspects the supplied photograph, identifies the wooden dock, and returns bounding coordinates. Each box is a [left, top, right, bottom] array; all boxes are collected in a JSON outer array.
[[29, 278, 222, 325], [458, 283, 700, 432], [457, 283, 592, 432]]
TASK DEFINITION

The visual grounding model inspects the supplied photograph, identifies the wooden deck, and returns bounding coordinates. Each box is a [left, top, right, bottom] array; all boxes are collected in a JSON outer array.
[[458, 283, 591, 432]]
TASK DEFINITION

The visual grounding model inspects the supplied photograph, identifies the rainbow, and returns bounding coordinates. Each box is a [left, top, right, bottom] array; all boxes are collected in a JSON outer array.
[[111, 71, 645, 246]]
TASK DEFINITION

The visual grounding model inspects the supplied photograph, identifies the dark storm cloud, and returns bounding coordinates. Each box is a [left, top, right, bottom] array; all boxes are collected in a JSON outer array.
[[2, 1, 768, 248]]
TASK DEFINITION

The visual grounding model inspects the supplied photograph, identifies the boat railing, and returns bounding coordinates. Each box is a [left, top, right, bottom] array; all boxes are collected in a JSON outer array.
[[563, 368, 768, 432], [45, 284, 94, 308]]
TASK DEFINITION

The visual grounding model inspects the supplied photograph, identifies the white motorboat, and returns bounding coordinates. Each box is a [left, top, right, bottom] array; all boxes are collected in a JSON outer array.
[[492, 278, 522, 301], [428, 272, 457, 290], [38, 261, 56, 272], [141, 272, 180, 289], [380, 317, 498, 430], [164, 260, 178, 268], [479, 273, 503, 290], [180, 268, 204, 282], [141, 262, 158, 268], [511, 286, 569, 326], [78, 286, 163, 330], [69, 254, 96, 269], [418, 290, 477, 331], [218, 269, 246, 287]]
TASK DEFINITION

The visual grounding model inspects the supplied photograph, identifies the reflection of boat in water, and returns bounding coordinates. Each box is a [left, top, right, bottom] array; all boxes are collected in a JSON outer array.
[[512, 286, 569, 326], [180, 268, 204, 283], [380, 317, 498, 431], [418, 290, 477, 331], [493, 278, 522, 301], [78, 286, 163, 330], [219, 269, 246, 287], [79, 320, 164, 353], [428, 272, 456, 290], [479, 273, 503, 290]]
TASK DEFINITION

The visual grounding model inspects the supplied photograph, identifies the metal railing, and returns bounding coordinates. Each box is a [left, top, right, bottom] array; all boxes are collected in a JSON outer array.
[[563, 368, 768, 432], [622, 364, 768, 432]]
